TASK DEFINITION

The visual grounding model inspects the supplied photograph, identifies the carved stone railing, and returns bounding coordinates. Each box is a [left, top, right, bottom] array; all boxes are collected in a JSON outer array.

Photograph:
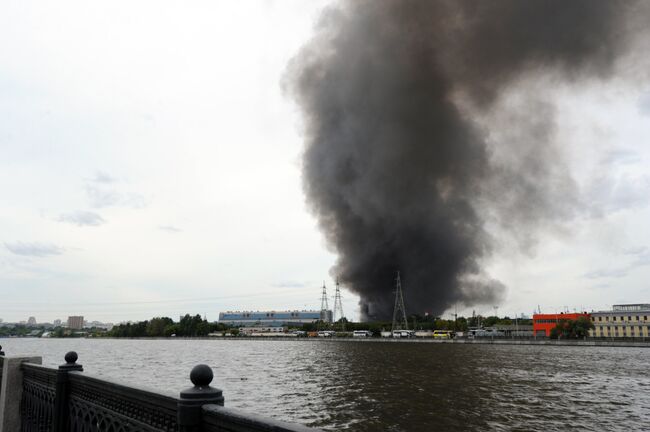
[[67, 372, 178, 431], [0, 345, 5, 387], [202, 405, 318, 432], [0, 349, 322, 432], [21, 363, 57, 432]]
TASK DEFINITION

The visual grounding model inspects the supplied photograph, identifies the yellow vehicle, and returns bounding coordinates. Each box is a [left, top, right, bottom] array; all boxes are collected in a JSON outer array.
[[433, 330, 454, 339]]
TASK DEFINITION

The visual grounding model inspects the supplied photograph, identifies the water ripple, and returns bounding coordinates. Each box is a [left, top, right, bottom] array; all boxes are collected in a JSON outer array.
[[3, 339, 649, 431]]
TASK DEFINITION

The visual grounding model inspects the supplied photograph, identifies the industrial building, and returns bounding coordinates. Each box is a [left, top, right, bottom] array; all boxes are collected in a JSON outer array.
[[485, 324, 534, 337], [532, 312, 590, 337], [218, 310, 331, 327], [589, 304, 650, 339]]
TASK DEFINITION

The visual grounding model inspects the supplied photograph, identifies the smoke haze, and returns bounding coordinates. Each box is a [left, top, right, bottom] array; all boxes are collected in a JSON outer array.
[[286, 0, 641, 319]]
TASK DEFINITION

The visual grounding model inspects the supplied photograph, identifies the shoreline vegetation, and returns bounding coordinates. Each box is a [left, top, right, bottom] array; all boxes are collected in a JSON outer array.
[[2, 313, 516, 338], [0, 313, 600, 342]]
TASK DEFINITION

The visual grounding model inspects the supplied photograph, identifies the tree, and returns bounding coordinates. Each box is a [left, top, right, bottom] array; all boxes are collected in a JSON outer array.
[[482, 316, 499, 327], [550, 317, 594, 339], [147, 317, 174, 337]]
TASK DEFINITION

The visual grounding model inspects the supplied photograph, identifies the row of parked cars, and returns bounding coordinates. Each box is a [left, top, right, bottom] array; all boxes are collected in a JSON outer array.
[[380, 330, 455, 339], [295, 330, 456, 338]]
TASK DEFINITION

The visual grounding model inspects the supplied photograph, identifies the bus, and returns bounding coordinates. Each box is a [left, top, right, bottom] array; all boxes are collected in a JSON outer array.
[[317, 330, 336, 337], [392, 330, 415, 338], [433, 330, 455, 339], [353, 330, 372, 337]]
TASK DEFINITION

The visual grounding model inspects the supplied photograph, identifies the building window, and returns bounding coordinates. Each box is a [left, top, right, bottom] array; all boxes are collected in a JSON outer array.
[[613, 317, 616, 321]]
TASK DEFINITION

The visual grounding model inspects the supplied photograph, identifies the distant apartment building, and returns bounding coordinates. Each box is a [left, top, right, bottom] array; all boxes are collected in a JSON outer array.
[[67, 316, 85, 330], [53, 319, 62, 327], [218, 310, 330, 327], [27, 316, 37, 326], [590, 304, 650, 338], [532, 312, 590, 337]]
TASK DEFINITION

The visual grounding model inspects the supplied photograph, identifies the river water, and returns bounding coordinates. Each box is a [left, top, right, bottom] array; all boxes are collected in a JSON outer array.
[[2, 338, 648, 431]]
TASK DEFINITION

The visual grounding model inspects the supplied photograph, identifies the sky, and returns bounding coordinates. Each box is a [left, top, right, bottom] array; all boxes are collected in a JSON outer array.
[[1, 1, 649, 324]]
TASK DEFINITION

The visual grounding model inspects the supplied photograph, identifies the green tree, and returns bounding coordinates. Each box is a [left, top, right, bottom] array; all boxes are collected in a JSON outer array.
[[147, 317, 174, 337], [550, 317, 594, 339], [482, 316, 499, 327], [163, 324, 179, 337]]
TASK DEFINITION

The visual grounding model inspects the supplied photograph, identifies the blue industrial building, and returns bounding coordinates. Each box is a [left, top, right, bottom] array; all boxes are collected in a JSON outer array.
[[218, 310, 331, 327]]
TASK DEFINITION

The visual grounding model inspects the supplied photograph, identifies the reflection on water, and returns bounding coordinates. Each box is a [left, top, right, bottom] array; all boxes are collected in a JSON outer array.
[[3, 338, 649, 431]]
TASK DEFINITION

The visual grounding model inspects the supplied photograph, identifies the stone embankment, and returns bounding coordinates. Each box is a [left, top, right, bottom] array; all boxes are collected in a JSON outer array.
[[208, 337, 650, 348]]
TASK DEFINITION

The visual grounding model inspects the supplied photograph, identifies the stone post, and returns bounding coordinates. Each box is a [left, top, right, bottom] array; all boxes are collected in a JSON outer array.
[[0, 355, 42, 432], [177, 364, 224, 432], [52, 351, 83, 432]]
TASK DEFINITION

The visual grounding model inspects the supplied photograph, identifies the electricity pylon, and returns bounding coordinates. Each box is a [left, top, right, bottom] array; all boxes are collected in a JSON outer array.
[[333, 278, 345, 331], [391, 271, 408, 332], [319, 281, 330, 329]]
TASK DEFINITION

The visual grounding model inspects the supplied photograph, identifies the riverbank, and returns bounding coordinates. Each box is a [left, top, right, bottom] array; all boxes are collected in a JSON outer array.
[[6, 336, 647, 348], [207, 337, 650, 348]]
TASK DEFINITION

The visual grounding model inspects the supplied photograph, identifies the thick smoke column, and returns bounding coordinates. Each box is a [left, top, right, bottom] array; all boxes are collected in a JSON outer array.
[[286, 1, 638, 319]]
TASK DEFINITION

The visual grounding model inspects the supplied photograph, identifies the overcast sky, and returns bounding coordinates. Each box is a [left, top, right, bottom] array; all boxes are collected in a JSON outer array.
[[1, 1, 649, 323]]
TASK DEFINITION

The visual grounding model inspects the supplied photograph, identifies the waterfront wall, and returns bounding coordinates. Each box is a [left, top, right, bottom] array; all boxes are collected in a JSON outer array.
[[0, 350, 320, 432], [192, 336, 650, 348]]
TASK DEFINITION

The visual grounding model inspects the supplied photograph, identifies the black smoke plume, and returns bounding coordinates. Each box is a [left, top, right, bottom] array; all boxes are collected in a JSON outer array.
[[286, 0, 639, 320]]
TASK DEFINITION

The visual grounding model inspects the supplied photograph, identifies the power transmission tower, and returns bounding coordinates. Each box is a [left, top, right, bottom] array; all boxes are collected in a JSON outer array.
[[319, 281, 330, 329], [333, 278, 345, 331], [391, 271, 408, 332]]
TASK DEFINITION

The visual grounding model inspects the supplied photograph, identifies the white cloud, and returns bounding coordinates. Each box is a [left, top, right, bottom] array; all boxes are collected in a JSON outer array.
[[57, 210, 106, 227], [90, 171, 116, 184], [4, 242, 64, 257], [84, 175, 147, 209], [158, 225, 182, 233]]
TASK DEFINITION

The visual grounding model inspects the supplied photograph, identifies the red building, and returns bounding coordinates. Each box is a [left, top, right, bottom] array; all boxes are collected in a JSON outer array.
[[532, 312, 591, 337]]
